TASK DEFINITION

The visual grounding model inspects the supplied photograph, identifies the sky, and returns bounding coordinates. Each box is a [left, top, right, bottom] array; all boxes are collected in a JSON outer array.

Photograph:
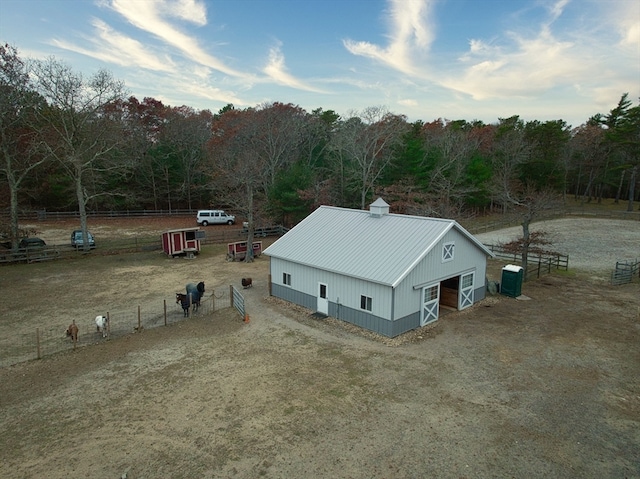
[[1, 0, 638, 128]]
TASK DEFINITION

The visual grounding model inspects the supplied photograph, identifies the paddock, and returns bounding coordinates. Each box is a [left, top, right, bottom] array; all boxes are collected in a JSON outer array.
[[0, 217, 638, 479]]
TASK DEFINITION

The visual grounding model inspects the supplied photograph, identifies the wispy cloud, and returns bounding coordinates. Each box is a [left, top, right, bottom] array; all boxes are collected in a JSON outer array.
[[343, 0, 435, 76], [446, 0, 633, 101], [50, 18, 175, 72], [106, 0, 247, 78], [448, 25, 583, 100], [262, 42, 328, 93]]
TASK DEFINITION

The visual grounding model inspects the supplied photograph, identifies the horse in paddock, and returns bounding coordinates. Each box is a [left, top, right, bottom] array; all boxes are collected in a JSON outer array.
[[176, 293, 191, 317], [185, 282, 205, 313], [95, 315, 109, 338], [66, 320, 79, 342]]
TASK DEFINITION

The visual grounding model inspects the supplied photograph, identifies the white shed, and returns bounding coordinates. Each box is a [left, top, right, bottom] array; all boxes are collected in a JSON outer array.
[[264, 198, 495, 337]]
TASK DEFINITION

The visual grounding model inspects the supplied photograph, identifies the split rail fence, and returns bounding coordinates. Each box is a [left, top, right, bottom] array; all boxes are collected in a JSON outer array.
[[484, 244, 569, 282], [0, 286, 245, 368]]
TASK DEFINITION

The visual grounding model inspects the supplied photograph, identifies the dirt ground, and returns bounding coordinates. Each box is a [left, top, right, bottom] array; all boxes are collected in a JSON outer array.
[[0, 217, 639, 479]]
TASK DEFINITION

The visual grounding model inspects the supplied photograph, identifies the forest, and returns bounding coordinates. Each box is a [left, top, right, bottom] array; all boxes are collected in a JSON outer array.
[[1, 44, 639, 251]]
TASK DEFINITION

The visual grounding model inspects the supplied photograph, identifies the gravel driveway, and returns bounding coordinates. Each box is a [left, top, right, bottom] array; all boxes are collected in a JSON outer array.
[[474, 216, 640, 277]]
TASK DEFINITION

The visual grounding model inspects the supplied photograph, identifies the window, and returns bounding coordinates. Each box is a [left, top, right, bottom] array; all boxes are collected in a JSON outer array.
[[442, 242, 455, 262], [424, 285, 438, 302], [282, 272, 291, 286], [360, 295, 372, 311], [461, 273, 473, 289]]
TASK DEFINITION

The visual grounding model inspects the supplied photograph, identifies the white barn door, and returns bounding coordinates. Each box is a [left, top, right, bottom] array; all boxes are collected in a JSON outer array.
[[459, 272, 474, 310], [421, 284, 439, 326], [317, 282, 328, 315]]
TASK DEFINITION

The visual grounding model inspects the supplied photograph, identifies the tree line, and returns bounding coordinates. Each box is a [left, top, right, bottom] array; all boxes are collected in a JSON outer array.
[[1, 44, 639, 253]]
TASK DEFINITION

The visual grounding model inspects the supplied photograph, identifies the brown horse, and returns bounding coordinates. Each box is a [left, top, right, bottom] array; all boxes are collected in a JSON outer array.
[[66, 320, 79, 342]]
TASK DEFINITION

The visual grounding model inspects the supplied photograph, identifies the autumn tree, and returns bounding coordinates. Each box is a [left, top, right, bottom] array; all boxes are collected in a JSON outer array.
[[31, 58, 127, 250], [119, 96, 168, 209]]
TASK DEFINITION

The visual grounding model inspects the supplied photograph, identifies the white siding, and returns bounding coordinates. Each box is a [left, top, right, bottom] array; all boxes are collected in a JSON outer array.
[[393, 229, 487, 320], [270, 257, 393, 320]]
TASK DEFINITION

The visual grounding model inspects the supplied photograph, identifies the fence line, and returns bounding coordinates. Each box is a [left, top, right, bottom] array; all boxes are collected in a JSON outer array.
[[0, 287, 245, 368], [0, 209, 198, 221], [611, 259, 640, 286], [484, 244, 569, 281]]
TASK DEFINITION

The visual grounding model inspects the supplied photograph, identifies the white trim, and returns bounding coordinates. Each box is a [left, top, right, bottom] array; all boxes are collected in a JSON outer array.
[[442, 241, 455, 263]]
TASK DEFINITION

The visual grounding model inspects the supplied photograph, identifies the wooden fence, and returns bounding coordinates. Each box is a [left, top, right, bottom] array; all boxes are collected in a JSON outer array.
[[0, 287, 244, 368], [611, 259, 640, 286], [0, 226, 289, 265], [0, 209, 197, 221], [484, 244, 569, 281]]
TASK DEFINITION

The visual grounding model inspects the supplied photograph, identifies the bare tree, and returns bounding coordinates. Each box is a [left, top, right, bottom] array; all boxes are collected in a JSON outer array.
[[329, 106, 409, 209], [205, 107, 265, 262], [0, 44, 48, 249], [491, 117, 560, 274], [31, 59, 127, 250], [419, 120, 481, 217], [160, 106, 213, 210]]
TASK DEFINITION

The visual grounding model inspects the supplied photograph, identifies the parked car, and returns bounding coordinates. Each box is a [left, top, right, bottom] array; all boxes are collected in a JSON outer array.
[[196, 210, 235, 226], [19, 237, 46, 248], [71, 230, 96, 248]]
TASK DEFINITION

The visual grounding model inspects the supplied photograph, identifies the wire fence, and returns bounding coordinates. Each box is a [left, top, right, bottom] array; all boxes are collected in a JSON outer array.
[[0, 287, 241, 368]]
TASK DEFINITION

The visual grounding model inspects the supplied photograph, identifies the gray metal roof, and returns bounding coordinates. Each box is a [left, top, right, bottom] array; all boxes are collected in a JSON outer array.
[[264, 204, 494, 287]]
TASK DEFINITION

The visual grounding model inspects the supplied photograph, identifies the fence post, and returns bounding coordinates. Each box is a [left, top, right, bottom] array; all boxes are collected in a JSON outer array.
[[107, 312, 111, 337], [212, 293, 215, 313], [164, 299, 167, 326], [229, 284, 233, 306], [36, 328, 41, 360], [138, 305, 141, 330], [268, 274, 272, 296]]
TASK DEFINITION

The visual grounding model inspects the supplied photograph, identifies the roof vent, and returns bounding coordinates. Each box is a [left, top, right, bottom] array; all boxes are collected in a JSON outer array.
[[369, 198, 390, 217]]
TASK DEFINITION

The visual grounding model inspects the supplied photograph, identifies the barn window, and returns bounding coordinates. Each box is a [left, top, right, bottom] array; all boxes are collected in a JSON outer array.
[[185, 230, 196, 241], [424, 285, 438, 302], [283, 272, 291, 286], [360, 295, 372, 311], [442, 242, 455, 262]]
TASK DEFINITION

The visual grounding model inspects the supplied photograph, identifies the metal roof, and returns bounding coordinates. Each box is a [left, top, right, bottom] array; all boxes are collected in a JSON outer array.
[[264, 204, 494, 287]]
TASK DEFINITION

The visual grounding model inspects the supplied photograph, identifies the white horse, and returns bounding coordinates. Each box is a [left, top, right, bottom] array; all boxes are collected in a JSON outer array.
[[95, 315, 109, 338]]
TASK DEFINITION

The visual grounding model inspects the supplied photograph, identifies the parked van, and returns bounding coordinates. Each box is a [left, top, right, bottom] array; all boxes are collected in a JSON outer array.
[[196, 210, 236, 226]]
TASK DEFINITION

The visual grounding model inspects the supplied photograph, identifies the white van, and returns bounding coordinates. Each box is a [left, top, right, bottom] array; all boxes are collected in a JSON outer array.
[[196, 210, 236, 226]]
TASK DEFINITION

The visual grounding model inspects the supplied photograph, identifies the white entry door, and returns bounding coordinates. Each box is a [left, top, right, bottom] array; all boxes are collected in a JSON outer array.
[[317, 282, 328, 315], [421, 284, 439, 326], [459, 272, 474, 310]]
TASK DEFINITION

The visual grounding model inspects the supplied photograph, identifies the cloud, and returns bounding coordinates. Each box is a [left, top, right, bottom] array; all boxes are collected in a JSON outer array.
[[343, 0, 435, 76], [442, 0, 602, 100], [50, 18, 175, 72], [262, 42, 327, 93], [107, 0, 248, 78], [447, 26, 584, 100]]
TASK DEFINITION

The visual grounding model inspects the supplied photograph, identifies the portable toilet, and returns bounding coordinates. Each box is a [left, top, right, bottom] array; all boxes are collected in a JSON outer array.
[[501, 264, 524, 297]]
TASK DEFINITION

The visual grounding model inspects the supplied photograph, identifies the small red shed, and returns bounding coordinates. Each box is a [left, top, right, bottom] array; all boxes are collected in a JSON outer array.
[[227, 240, 262, 261], [162, 227, 204, 258]]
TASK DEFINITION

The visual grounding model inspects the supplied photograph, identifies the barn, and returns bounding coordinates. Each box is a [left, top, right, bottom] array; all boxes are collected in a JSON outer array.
[[161, 227, 204, 258], [264, 198, 495, 338]]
